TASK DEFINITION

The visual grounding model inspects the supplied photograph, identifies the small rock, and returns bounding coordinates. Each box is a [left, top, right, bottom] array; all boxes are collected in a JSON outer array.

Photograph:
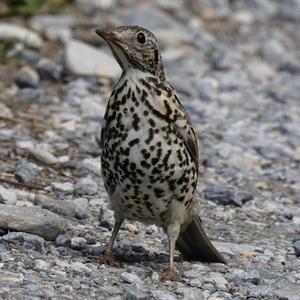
[[126, 283, 148, 300], [121, 272, 140, 284], [0, 22, 42, 48], [183, 270, 200, 279], [126, 224, 138, 233], [196, 77, 219, 101], [29, 147, 58, 165], [203, 185, 254, 206], [63, 39, 120, 77], [14, 159, 37, 183], [30, 14, 74, 42], [36, 58, 61, 81], [206, 275, 228, 291], [277, 0, 300, 21], [151, 272, 159, 282], [274, 288, 300, 300], [260, 38, 286, 65], [81, 157, 101, 175], [0, 204, 67, 241], [34, 259, 50, 271], [70, 262, 91, 274], [52, 182, 74, 194], [55, 234, 71, 247], [16, 66, 39, 88], [21, 49, 41, 64], [80, 95, 105, 118], [0, 185, 17, 205], [213, 242, 262, 257], [177, 287, 206, 300], [35, 194, 76, 217], [151, 290, 177, 300], [74, 176, 98, 196], [16, 140, 34, 150], [72, 197, 89, 219], [70, 237, 87, 250], [98, 285, 122, 297], [244, 269, 260, 285], [19, 87, 44, 102], [2, 231, 45, 253], [293, 241, 300, 257], [292, 235, 300, 243], [0, 271, 24, 284], [0, 103, 13, 118]]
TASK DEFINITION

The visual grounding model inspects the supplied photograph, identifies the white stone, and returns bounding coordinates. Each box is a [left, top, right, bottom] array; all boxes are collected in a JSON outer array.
[[0, 103, 13, 118], [120, 272, 140, 284], [29, 147, 58, 164], [16, 140, 34, 150], [0, 23, 42, 48], [63, 40, 120, 77], [34, 259, 50, 271], [70, 262, 91, 274], [0, 185, 17, 205], [52, 182, 74, 193], [81, 157, 101, 175]]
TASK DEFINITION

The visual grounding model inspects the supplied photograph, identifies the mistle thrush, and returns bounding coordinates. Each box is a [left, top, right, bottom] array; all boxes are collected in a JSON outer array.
[[95, 25, 226, 280]]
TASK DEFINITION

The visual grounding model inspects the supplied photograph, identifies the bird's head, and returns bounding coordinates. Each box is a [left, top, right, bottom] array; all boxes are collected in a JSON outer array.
[[95, 25, 165, 81]]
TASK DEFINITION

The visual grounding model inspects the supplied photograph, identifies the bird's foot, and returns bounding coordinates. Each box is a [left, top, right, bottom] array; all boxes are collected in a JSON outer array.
[[160, 267, 177, 281], [98, 250, 121, 267]]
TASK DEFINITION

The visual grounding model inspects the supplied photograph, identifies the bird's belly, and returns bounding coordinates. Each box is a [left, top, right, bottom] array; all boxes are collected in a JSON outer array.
[[101, 123, 198, 226]]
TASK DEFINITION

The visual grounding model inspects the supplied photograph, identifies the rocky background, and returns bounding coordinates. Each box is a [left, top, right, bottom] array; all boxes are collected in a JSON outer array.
[[0, 0, 300, 299]]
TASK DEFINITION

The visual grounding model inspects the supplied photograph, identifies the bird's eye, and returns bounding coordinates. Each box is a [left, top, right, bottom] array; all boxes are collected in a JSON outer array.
[[137, 32, 146, 44]]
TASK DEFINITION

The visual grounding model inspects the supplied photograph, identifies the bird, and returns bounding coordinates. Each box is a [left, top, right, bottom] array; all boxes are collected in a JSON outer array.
[[95, 25, 226, 281]]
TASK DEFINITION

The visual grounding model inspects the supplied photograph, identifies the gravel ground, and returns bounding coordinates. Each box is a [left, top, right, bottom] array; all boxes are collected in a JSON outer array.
[[0, 0, 300, 299]]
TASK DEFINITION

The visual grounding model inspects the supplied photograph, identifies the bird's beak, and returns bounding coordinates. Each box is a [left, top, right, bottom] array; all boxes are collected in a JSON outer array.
[[95, 29, 117, 42]]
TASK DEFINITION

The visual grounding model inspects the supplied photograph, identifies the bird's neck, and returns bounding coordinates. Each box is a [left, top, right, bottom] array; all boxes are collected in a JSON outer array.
[[115, 68, 160, 90]]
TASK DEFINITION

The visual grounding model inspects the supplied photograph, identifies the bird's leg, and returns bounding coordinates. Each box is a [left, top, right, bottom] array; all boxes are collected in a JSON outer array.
[[100, 217, 124, 267], [161, 223, 180, 281]]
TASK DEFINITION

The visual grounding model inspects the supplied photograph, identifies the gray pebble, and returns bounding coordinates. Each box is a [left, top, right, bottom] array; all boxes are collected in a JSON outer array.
[[0, 185, 17, 205], [55, 234, 71, 247], [292, 241, 300, 257], [2, 232, 45, 253], [0, 103, 13, 119], [35, 194, 76, 217], [126, 283, 148, 300], [74, 176, 98, 196], [70, 237, 87, 250], [29, 147, 58, 165], [244, 269, 260, 285], [203, 185, 254, 206], [120, 272, 140, 284], [14, 159, 37, 183], [16, 66, 39, 88], [63, 40, 120, 77], [52, 182, 74, 194], [150, 290, 177, 300], [36, 58, 61, 81], [0, 204, 67, 241]]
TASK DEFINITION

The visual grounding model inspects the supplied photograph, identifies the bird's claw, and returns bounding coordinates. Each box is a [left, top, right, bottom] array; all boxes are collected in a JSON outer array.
[[98, 250, 122, 267], [160, 267, 177, 281]]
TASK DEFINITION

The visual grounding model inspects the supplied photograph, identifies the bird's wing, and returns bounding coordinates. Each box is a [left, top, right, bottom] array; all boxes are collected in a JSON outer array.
[[172, 96, 199, 173]]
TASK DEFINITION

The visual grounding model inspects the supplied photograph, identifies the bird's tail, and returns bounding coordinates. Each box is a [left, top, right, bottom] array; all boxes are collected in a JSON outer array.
[[176, 215, 227, 264]]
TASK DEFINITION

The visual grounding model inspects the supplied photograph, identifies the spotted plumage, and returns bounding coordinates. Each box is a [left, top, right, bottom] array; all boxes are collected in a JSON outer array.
[[95, 25, 226, 280]]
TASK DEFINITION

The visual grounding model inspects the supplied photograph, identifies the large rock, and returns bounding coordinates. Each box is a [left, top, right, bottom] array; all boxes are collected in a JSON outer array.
[[0, 204, 67, 241], [34, 194, 76, 218], [0, 23, 42, 48], [63, 40, 120, 77], [2, 232, 46, 253]]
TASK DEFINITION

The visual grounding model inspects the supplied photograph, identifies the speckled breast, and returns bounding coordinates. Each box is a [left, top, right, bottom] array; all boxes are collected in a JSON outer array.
[[101, 75, 198, 226]]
